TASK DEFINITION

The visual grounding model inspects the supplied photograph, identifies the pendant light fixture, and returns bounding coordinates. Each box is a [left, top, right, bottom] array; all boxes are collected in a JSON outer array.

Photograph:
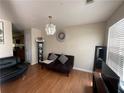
[[45, 16, 56, 35]]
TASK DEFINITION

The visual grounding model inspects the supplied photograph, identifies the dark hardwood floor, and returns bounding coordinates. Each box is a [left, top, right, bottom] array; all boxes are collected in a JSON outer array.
[[0, 64, 93, 93]]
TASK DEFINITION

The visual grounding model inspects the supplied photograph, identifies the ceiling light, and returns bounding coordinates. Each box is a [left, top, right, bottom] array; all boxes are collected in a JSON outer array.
[[45, 16, 56, 35], [86, 0, 94, 4]]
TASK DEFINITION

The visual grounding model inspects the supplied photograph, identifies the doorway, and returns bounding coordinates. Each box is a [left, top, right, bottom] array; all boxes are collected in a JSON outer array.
[[12, 28, 25, 62]]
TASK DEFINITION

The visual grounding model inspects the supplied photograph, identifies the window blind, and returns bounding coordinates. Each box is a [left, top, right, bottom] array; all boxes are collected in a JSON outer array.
[[107, 18, 124, 81]]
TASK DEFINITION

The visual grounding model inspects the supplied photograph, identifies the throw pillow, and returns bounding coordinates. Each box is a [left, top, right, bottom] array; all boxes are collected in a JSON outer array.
[[58, 54, 68, 64], [48, 53, 58, 61]]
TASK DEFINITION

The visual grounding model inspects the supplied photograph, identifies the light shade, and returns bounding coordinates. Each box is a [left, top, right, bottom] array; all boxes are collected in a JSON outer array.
[[45, 16, 56, 35], [45, 23, 56, 35]]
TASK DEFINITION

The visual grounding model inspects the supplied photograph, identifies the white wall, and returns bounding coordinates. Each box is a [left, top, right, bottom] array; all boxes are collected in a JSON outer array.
[[0, 19, 13, 58], [105, 3, 124, 45], [24, 30, 32, 63], [31, 28, 42, 65], [24, 28, 42, 65], [0, 2, 11, 22], [43, 22, 106, 72], [107, 3, 124, 27]]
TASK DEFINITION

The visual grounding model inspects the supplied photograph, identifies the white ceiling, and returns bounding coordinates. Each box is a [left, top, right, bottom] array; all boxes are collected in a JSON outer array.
[[0, 0, 124, 31]]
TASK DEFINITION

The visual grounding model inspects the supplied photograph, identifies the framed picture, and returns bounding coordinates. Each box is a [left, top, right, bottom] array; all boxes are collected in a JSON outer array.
[[0, 21, 4, 44]]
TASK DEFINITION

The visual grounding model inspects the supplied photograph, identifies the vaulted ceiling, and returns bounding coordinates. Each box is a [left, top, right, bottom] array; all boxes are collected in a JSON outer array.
[[0, 0, 123, 31]]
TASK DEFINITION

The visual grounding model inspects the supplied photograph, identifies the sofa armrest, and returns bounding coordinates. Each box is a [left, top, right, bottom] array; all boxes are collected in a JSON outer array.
[[0, 57, 17, 69]]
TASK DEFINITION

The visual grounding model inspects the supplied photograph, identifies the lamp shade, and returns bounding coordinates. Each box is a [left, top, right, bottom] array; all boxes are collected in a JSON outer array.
[[45, 23, 56, 35]]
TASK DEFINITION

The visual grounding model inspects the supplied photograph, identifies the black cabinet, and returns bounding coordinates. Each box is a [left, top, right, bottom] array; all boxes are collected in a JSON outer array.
[[93, 46, 107, 71], [37, 42, 43, 63]]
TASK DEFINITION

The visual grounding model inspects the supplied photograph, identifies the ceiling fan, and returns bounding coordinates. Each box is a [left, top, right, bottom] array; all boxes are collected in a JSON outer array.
[[86, 0, 94, 4]]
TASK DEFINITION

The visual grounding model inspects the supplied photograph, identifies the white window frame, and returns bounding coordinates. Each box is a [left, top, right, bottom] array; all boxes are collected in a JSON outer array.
[[106, 18, 124, 81]]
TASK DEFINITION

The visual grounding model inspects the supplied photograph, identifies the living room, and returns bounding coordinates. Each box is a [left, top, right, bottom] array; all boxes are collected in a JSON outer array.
[[0, 0, 124, 93]]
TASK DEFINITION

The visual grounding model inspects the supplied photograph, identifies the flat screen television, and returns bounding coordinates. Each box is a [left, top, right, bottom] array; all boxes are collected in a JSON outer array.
[[101, 62, 120, 93]]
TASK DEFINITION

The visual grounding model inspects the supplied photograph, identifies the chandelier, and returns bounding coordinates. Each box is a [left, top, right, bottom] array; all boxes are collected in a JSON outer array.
[[45, 16, 56, 35]]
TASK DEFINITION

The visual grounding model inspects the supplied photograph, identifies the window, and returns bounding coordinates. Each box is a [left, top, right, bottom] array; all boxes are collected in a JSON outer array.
[[107, 18, 124, 90]]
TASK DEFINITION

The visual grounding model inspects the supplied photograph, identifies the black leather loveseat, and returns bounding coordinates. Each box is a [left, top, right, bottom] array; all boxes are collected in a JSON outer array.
[[0, 56, 28, 83], [45, 53, 74, 76]]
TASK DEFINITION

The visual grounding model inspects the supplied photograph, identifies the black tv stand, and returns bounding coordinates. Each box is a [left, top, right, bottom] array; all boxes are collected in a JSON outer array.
[[93, 62, 121, 93]]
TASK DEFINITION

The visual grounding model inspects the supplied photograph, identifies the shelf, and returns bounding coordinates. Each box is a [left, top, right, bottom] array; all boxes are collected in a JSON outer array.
[[37, 42, 43, 63]]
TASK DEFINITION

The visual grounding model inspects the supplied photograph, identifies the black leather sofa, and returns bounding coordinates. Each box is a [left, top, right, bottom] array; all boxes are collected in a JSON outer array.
[[0, 56, 28, 83], [45, 53, 74, 76]]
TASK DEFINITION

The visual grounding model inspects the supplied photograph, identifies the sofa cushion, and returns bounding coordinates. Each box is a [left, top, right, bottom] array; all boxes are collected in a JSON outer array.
[[0, 56, 28, 83], [58, 54, 68, 64], [46, 53, 74, 75], [48, 53, 58, 61], [0, 63, 28, 83]]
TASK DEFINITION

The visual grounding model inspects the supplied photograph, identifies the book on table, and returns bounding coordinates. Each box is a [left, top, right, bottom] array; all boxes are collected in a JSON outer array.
[[41, 60, 54, 64]]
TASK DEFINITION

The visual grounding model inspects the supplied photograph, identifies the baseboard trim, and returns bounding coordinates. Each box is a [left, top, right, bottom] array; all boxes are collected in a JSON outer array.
[[73, 67, 93, 73], [30, 63, 93, 73]]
